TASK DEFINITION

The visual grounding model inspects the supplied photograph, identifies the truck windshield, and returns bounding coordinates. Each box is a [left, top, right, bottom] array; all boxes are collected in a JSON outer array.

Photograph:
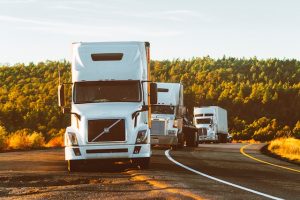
[[196, 118, 212, 124], [74, 80, 141, 103], [152, 105, 175, 114]]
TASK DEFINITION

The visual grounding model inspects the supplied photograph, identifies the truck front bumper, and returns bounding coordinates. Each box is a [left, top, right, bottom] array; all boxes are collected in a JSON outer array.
[[65, 144, 151, 161], [150, 135, 178, 145], [198, 135, 218, 141]]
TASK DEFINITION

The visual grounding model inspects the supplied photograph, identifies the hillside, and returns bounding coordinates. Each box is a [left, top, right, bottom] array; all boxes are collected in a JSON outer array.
[[0, 58, 299, 144]]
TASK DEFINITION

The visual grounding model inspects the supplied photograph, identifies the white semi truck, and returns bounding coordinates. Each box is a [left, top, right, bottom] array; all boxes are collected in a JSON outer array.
[[150, 83, 185, 148], [193, 106, 228, 143], [58, 41, 157, 171]]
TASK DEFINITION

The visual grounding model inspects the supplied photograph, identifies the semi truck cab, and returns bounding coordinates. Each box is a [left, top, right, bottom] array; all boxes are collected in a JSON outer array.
[[150, 83, 185, 148], [194, 113, 217, 141], [193, 106, 228, 143], [58, 41, 157, 171]]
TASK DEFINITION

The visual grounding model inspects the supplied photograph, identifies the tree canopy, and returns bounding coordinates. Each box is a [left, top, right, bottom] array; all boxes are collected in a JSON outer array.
[[0, 57, 299, 141]]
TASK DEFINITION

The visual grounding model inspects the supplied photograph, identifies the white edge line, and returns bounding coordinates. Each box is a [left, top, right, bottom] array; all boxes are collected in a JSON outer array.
[[165, 150, 284, 200]]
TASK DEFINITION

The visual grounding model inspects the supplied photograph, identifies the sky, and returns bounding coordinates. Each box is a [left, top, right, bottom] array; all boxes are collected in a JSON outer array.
[[0, 0, 300, 65]]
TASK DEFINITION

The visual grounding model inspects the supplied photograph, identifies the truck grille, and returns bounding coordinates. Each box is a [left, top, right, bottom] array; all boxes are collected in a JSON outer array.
[[151, 120, 166, 135], [88, 119, 125, 142], [198, 128, 207, 136]]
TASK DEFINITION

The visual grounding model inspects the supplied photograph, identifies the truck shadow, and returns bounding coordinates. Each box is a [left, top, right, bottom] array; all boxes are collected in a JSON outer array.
[[73, 160, 138, 172]]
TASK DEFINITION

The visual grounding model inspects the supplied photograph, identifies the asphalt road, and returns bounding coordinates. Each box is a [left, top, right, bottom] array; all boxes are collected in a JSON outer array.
[[0, 144, 299, 200]]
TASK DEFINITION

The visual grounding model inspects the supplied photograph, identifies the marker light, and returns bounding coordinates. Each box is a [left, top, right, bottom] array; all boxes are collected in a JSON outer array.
[[67, 132, 78, 146], [136, 130, 147, 144]]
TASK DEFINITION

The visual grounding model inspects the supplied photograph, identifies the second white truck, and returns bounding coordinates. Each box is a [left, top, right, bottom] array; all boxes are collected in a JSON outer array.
[[150, 83, 185, 148], [193, 106, 228, 143]]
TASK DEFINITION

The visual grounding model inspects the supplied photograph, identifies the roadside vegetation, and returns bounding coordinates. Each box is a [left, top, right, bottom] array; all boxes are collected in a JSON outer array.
[[0, 125, 64, 151], [268, 137, 300, 162], [0, 58, 299, 150]]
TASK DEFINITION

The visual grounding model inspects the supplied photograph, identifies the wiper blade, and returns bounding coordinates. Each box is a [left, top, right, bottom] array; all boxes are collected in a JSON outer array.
[[94, 99, 110, 102]]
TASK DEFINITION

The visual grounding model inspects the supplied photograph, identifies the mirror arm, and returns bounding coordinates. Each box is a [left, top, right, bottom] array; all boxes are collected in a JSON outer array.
[[62, 107, 81, 120], [132, 106, 149, 119], [71, 112, 81, 120]]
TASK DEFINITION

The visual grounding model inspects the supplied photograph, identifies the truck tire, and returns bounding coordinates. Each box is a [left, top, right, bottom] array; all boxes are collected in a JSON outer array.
[[186, 131, 198, 147], [67, 160, 81, 172], [218, 134, 227, 143], [176, 134, 184, 149], [171, 145, 177, 150], [133, 157, 150, 169]]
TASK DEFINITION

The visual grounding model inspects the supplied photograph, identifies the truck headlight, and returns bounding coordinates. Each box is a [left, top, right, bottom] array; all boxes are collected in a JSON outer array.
[[168, 130, 176, 135], [173, 120, 178, 128], [67, 132, 78, 146], [136, 130, 147, 144]]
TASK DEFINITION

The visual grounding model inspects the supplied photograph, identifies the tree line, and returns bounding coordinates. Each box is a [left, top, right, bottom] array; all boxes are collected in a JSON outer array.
[[0, 57, 299, 147], [150, 57, 300, 140]]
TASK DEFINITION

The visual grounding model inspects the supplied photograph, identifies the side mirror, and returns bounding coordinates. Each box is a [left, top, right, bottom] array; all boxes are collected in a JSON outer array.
[[132, 105, 149, 119], [58, 84, 65, 107], [150, 82, 157, 105]]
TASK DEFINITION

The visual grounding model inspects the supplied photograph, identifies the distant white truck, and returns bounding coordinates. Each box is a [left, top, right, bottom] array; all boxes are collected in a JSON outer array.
[[58, 41, 157, 171], [193, 106, 229, 143], [150, 83, 185, 148]]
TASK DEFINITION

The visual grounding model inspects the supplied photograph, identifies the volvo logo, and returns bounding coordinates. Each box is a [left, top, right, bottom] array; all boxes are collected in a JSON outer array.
[[103, 128, 110, 133]]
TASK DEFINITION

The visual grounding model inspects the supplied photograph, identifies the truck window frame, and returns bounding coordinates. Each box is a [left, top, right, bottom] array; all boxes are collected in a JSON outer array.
[[73, 80, 142, 104]]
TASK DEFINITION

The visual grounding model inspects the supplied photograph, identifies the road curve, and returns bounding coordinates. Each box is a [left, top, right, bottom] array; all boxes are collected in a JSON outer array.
[[0, 144, 299, 200], [167, 143, 300, 200]]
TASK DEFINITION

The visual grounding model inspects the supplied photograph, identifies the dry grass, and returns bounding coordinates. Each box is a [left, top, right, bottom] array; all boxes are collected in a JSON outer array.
[[268, 137, 300, 162], [0, 128, 65, 151], [29, 132, 45, 148], [232, 139, 261, 144], [8, 131, 32, 149], [46, 129, 64, 147]]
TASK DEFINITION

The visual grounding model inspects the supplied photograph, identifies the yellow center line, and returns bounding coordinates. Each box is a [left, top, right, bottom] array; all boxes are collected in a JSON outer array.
[[240, 144, 300, 173]]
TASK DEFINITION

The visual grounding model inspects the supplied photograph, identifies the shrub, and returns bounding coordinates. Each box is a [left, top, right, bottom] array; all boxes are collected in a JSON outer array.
[[46, 129, 65, 147], [231, 117, 246, 133], [8, 129, 32, 149], [29, 132, 45, 148], [232, 130, 252, 140], [276, 125, 292, 138], [292, 121, 300, 139], [46, 128, 59, 140], [252, 125, 275, 142], [251, 118, 280, 142]]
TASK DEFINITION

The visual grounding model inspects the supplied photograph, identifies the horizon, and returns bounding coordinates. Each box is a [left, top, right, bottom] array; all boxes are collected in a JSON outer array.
[[1, 0, 300, 65], [2, 55, 300, 67]]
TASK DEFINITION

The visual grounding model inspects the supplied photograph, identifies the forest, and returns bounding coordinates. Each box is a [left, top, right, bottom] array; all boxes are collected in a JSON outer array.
[[0, 57, 299, 149]]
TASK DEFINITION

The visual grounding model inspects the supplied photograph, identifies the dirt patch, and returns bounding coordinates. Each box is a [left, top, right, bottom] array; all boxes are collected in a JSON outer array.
[[0, 175, 106, 187]]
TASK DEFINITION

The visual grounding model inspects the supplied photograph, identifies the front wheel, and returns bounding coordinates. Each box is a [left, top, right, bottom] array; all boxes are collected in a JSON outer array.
[[186, 131, 198, 147], [132, 157, 150, 169], [176, 134, 184, 149], [218, 134, 227, 143], [67, 160, 81, 172]]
